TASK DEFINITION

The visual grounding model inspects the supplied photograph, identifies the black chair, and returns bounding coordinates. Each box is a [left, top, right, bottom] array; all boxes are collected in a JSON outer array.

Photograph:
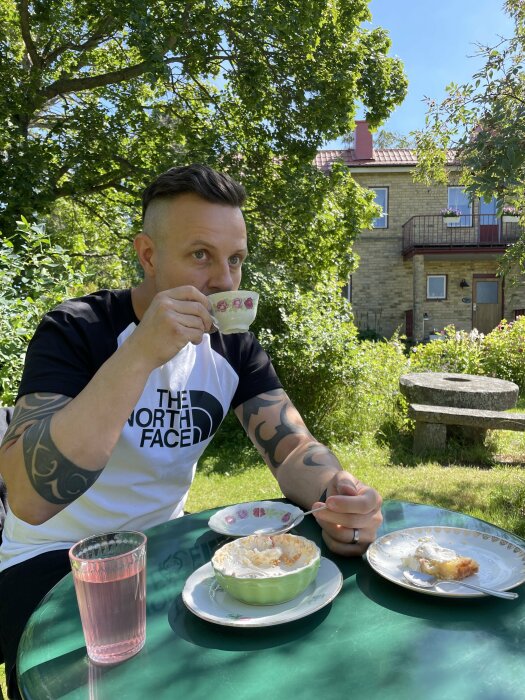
[[0, 407, 14, 543], [0, 407, 13, 688]]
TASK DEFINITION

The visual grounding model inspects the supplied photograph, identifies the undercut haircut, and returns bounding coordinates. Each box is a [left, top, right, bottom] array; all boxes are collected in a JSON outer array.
[[141, 164, 246, 222]]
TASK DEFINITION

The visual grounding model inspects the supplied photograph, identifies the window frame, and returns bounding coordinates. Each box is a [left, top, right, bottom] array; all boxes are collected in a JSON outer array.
[[426, 274, 447, 300], [342, 276, 352, 303], [447, 186, 473, 227], [370, 186, 389, 229]]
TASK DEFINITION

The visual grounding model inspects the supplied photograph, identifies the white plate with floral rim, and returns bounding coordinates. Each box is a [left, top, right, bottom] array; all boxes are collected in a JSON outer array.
[[182, 557, 342, 627], [208, 501, 304, 537], [366, 526, 525, 598]]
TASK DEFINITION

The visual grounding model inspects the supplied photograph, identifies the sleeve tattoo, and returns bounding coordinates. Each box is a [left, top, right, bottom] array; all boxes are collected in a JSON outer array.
[[241, 390, 335, 469], [4, 393, 103, 505]]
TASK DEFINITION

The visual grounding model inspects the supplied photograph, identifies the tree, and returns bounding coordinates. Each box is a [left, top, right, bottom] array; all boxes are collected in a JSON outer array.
[[373, 130, 415, 148], [0, 1, 409, 436], [0, 0, 407, 238], [413, 1, 524, 218]]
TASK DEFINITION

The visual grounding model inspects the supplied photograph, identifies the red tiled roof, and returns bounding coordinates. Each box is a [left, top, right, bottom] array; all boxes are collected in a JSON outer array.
[[314, 148, 458, 171]]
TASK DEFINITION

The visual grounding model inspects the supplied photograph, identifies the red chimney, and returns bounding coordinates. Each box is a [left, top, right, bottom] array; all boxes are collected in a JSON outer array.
[[354, 120, 374, 160]]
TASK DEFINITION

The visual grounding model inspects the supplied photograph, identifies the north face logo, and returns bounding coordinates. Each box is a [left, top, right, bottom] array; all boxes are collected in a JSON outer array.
[[128, 389, 225, 448]]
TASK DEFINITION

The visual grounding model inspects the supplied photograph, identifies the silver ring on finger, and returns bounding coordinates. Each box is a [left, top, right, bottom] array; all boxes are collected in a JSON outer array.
[[350, 528, 360, 545]]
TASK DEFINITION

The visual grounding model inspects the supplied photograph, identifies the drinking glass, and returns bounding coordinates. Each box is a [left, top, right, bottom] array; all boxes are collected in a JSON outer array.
[[69, 530, 147, 665]]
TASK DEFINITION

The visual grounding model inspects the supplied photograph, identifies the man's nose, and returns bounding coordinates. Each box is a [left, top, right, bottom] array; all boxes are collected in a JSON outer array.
[[209, 261, 234, 291]]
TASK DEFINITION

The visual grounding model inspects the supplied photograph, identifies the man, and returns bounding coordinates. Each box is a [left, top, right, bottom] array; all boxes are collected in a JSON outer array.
[[0, 164, 382, 698]]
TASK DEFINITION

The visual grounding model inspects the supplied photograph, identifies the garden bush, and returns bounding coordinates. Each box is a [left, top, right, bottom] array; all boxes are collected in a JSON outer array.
[[409, 319, 525, 392], [481, 318, 525, 390], [0, 219, 88, 404], [409, 326, 484, 375]]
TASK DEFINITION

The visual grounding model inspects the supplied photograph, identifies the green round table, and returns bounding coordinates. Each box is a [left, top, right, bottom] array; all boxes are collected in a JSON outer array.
[[17, 500, 525, 700]]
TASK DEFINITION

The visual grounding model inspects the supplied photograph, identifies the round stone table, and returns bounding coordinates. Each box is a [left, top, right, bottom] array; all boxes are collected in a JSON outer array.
[[399, 372, 519, 451]]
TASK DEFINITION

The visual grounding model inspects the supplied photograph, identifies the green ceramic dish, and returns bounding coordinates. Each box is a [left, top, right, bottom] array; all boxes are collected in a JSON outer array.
[[212, 533, 321, 605]]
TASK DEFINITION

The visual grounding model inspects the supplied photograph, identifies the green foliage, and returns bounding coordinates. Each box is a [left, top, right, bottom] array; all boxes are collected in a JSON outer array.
[[187, 432, 525, 539], [0, 218, 87, 403], [413, 1, 525, 269], [0, 0, 410, 438], [409, 318, 525, 391], [410, 326, 484, 375], [0, 0, 407, 239], [482, 317, 525, 390], [44, 196, 139, 289], [330, 335, 409, 443], [256, 276, 358, 440], [257, 267, 409, 442]]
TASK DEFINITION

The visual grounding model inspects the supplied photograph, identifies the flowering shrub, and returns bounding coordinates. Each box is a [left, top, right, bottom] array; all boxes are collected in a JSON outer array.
[[481, 318, 525, 389], [502, 205, 518, 216], [440, 207, 462, 217], [410, 325, 484, 375], [409, 319, 525, 391]]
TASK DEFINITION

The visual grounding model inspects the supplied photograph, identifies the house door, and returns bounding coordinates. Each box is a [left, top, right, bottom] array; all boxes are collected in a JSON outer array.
[[473, 278, 502, 333], [479, 197, 498, 243]]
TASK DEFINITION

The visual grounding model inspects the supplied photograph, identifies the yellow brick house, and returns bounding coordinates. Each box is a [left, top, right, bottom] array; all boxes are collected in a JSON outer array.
[[315, 121, 525, 342]]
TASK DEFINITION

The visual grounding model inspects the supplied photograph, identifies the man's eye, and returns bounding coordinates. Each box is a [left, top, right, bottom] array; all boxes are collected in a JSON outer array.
[[229, 255, 242, 266], [193, 250, 206, 260]]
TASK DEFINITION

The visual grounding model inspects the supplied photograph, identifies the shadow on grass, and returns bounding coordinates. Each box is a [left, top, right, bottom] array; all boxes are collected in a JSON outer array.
[[377, 417, 500, 469]]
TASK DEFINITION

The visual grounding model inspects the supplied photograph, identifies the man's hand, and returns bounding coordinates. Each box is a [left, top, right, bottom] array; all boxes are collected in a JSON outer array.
[[312, 472, 383, 556], [129, 286, 217, 370]]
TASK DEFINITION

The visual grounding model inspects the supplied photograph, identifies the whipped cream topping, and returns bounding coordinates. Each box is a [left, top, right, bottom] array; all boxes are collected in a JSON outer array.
[[403, 536, 458, 570], [212, 534, 319, 579], [415, 537, 457, 562]]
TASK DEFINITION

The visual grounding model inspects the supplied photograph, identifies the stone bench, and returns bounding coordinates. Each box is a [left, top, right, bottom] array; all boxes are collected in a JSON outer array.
[[408, 403, 525, 455]]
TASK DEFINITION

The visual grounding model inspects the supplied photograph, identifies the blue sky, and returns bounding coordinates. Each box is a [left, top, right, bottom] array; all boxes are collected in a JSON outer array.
[[323, 0, 514, 149]]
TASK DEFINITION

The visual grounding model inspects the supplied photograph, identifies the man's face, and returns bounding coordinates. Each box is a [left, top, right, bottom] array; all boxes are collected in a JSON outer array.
[[140, 192, 248, 295]]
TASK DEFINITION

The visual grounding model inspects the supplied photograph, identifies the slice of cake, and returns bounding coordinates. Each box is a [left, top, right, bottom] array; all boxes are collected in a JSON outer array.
[[407, 536, 479, 581]]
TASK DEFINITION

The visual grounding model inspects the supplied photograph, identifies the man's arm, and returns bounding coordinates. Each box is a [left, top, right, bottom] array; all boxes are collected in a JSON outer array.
[[1, 394, 102, 511], [0, 325, 153, 525], [0, 287, 216, 525], [235, 388, 383, 555]]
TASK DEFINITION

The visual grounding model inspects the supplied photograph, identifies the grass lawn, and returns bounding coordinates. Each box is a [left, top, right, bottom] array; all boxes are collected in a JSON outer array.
[[2, 426, 524, 697], [186, 427, 525, 539]]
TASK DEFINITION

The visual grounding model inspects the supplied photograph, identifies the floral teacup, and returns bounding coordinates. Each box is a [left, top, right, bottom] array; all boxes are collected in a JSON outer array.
[[208, 291, 259, 334]]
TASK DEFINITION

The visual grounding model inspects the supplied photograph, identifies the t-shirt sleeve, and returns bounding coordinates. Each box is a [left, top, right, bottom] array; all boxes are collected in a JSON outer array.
[[17, 305, 117, 401], [228, 333, 283, 409]]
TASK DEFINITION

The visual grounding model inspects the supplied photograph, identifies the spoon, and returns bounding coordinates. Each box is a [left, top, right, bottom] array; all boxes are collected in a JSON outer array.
[[253, 504, 328, 536], [403, 569, 518, 600]]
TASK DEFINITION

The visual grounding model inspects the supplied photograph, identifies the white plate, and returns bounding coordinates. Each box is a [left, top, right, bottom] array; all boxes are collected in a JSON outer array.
[[182, 557, 343, 627], [208, 501, 304, 537], [366, 526, 525, 598]]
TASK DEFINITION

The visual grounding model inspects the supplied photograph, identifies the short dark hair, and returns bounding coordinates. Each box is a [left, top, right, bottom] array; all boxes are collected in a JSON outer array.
[[141, 164, 246, 221]]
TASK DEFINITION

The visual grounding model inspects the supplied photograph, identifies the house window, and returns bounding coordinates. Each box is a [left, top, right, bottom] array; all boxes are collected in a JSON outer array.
[[342, 276, 352, 302], [427, 274, 447, 300], [447, 186, 472, 226], [371, 187, 388, 228]]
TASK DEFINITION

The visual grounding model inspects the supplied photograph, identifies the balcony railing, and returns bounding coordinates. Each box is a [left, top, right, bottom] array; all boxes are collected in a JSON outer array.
[[402, 214, 522, 256]]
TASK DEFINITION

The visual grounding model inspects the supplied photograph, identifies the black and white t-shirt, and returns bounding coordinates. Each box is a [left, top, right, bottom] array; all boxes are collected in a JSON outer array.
[[0, 289, 282, 570]]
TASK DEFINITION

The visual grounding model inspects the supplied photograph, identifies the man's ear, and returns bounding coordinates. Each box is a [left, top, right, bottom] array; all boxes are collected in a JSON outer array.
[[134, 233, 156, 277]]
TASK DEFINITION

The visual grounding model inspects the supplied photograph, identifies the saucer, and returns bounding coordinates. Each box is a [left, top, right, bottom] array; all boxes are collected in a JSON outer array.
[[182, 557, 343, 627], [208, 501, 304, 537]]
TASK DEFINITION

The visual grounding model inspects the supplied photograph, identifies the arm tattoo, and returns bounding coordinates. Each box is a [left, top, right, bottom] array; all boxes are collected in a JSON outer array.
[[303, 443, 336, 467], [3, 393, 103, 505], [242, 391, 309, 469], [2, 393, 71, 446], [241, 391, 282, 431], [23, 415, 103, 505]]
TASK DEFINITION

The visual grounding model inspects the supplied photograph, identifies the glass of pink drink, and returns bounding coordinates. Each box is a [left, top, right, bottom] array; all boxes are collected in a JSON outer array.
[[69, 531, 147, 665]]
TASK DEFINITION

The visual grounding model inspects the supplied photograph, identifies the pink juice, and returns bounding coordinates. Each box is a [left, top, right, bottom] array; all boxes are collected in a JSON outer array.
[[73, 561, 146, 665]]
